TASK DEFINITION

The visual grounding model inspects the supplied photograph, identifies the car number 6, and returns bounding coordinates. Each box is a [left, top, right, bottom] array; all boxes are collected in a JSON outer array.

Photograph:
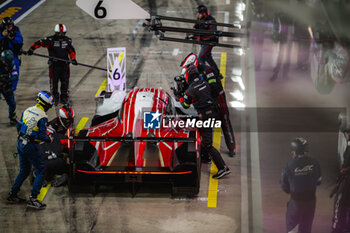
[[94, 0, 107, 19]]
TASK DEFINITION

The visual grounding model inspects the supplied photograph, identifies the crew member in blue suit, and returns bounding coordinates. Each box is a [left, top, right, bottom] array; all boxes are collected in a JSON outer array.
[[0, 49, 18, 125], [281, 138, 322, 233], [7, 91, 54, 210], [0, 17, 23, 91]]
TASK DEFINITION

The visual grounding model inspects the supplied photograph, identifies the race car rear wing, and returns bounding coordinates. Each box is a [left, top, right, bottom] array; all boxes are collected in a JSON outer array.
[[69, 136, 197, 143]]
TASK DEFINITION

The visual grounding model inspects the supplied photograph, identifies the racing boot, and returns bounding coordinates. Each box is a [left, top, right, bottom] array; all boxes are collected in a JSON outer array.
[[9, 113, 18, 126], [212, 166, 231, 179], [27, 196, 46, 210], [7, 191, 26, 203], [228, 149, 236, 157]]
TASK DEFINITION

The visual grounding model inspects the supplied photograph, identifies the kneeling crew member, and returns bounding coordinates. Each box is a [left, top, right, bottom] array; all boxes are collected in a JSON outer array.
[[179, 64, 230, 179], [42, 105, 75, 187]]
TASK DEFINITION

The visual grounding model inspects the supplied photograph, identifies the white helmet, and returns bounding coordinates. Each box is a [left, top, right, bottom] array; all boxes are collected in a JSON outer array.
[[37, 90, 54, 111], [180, 53, 199, 68], [54, 24, 67, 34]]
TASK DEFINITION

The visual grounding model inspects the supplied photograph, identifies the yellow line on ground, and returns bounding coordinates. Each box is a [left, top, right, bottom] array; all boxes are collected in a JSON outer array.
[[75, 117, 89, 136], [95, 78, 108, 97], [207, 52, 227, 208], [37, 183, 51, 202]]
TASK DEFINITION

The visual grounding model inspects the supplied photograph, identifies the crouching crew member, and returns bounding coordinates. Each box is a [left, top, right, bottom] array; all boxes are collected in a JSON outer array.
[[7, 91, 54, 210], [180, 53, 236, 157], [41, 105, 75, 187], [281, 138, 322, 233], [27, 24, 77, 105], [179, 64, 230, 179]]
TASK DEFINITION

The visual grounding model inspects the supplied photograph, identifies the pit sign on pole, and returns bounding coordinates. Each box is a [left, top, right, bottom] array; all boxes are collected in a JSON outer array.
[[107, 47, 126, 92]]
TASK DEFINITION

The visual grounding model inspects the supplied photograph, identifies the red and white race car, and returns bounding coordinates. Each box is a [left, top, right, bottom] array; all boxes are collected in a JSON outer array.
[[69, 87, 201, 196]]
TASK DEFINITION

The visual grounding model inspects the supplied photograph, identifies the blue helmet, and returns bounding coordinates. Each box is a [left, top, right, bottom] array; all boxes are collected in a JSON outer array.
[[36, 91, 54, 110]]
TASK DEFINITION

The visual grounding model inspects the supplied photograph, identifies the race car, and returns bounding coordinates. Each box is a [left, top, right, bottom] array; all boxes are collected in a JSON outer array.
[[68, 87, 201, 196]]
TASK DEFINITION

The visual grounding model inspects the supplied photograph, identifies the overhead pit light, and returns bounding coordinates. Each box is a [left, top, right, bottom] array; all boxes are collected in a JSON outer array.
[[233, 48, 244, 56], [231, 76, 246, 90], [230, 101, 245, 110], [230, 90, 244, 101], [231, 68, 242, 76]]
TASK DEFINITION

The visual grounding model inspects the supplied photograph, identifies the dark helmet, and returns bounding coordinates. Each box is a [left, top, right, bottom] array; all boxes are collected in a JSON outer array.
[[1, 49, 14, 66], [58, 105, 75, 129], [36, 90, 54, 111], [197, 5, 208, 14], [290, 137, 308, 155], [182, 64, 199, 83], [2, 17, 13, 26]]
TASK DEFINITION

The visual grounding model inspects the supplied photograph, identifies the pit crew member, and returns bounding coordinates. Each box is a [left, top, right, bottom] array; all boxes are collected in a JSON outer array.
[[0, 50, 18, 125], [0, 17, 23, 91], [40, 105, 75, 187], [179, 64, 230, 179], [194, 5, 220, 77], [281, 138, 322, 233], [27, 24, 77, 105], [180, 52, 236, 157], [7, 91, 54, 210], [331, 127, 350, 233]]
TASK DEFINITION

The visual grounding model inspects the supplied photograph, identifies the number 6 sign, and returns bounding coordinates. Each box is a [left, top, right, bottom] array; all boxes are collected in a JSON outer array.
[[76, 0, 150, 19], [107, 47, 126, 92]]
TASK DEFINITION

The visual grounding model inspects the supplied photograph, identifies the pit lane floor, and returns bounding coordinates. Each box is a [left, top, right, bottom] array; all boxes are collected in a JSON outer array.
[[0, 0, 245, 232]]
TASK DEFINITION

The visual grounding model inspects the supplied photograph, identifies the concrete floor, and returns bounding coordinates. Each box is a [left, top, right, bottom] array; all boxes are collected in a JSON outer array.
[[0, 0, 348, 232], [1, 0, 242, 233]]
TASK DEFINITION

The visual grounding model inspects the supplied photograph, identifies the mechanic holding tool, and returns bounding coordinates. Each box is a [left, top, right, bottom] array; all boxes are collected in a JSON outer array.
[[280, 138, 322, 233], [0, 50, 18, 125], [0, 17, 23, 91], [40, 104, 75, 187], [193, 5, 221, 78], [179, 64, 230, 179], [7, 91, 54, 210], [180, 53, 236, 157], [27, 24, 77, 105], [331, 127, 350, 233]]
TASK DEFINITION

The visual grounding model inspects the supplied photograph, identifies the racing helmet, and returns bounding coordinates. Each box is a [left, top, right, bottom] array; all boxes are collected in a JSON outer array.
[[183, 64, 199, 83], [197, 5, 208, 14], [58, 105, 75, 129], [54, 24, 67, 36], [2, 17, 13, 26], [180, 53, 199, 68], [290, 137, 308, 155], [1, 49, 14, 67], [36, 90, 54, 111]]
